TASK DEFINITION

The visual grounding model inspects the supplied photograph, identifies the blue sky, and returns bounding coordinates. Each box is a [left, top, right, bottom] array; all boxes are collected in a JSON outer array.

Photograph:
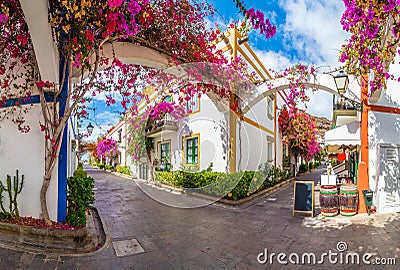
[[82, 0, 349, 140]]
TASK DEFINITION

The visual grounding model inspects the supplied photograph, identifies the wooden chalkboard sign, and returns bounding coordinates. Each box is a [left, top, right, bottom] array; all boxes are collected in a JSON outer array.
[[293, 180, 314, 217]]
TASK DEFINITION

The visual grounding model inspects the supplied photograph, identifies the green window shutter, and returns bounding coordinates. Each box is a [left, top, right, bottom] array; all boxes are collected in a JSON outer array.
[[186, 137, 198, 164]]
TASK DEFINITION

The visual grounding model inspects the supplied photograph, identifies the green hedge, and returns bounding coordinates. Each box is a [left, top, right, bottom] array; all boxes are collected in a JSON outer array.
[[154, 167, 289, 201], [67, 166, 95, 227], [116, 165, 132, 175]]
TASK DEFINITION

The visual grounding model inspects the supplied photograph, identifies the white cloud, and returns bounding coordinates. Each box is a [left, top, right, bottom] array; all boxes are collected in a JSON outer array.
[[299, 90, 333, 119], [252, 47, 293, 72], [279, 0, 349, 67], [96, 111, 121, 122]]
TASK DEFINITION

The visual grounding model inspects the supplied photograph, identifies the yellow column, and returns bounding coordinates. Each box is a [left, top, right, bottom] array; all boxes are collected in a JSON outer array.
[[229, 27, 237, 173]]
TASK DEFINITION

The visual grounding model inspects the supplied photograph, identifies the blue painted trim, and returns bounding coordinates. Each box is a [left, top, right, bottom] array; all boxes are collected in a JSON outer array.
[[57, 56, 69, 223], [1, 93, 55, 108]]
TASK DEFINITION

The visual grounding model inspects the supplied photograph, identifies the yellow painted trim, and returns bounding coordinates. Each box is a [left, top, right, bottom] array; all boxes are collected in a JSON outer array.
[[138, 79, 180, 111], [182, 133, 200, 166], [220, 45, 232, 53], [229, 27, 237, 173], [241, 115, 274, 136], [138, 91, 161, 112], [243, 42, 272, 80], [236, 46, 267, 82]]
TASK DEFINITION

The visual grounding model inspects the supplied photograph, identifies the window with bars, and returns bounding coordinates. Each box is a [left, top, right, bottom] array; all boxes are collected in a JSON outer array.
[[185, 137, 199, 164], [186, 94, 199, 113], [160, 142, 170, 171]]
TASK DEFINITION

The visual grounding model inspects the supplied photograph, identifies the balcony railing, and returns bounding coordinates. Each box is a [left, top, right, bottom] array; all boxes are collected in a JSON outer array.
[[145, 115, 178, 137], [333, 103, 357, 111], [332, 102, 359, 127]]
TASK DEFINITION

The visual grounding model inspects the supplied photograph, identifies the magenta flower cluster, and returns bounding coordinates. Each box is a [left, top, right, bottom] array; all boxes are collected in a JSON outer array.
[[96, 138, 119, 159], [340, 0, 400, 94]]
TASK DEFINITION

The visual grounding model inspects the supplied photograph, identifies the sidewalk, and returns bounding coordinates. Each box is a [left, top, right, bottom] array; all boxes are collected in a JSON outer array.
[[0, 166, 398, 269]]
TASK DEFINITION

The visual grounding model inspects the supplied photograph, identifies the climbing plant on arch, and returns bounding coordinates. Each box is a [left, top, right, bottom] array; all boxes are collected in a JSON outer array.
[[278, 105, 321, 164], [340, 0, 400, 94], [0, 0, 277, 224]]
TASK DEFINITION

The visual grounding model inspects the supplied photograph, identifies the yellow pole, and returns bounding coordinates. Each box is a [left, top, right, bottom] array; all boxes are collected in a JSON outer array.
[[229, 28, 238, 173]]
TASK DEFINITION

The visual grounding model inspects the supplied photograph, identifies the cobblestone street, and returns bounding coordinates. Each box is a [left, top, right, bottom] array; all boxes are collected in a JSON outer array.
[[0, 166, 399, 269]]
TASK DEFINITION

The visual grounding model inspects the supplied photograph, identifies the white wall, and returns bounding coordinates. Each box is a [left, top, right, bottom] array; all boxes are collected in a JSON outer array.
[[239, 94, 274, 171], [180, 95, 229, 172], [237, 120, 267, 171], [368, 54, 400, 213], [0, 104, 58, 220]]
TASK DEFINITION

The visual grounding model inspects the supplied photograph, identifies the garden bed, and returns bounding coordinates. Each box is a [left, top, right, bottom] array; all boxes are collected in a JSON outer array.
[[154, 166, 290, 202], [0, 207, 107, 254], [152, 176, 294, 206]]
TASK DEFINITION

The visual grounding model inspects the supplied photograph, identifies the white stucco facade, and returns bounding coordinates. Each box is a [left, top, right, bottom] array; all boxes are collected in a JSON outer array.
[[368, 56, 400, 213], [0, 104, 58, 220]]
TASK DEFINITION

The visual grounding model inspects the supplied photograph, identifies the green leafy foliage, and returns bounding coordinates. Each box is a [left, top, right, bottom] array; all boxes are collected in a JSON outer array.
[[73, 163, 87, 178], [154, 166, 290, 201], [105, 164, 115, 171], [67, 167, 95, 227], [116, 165, 132, 175]]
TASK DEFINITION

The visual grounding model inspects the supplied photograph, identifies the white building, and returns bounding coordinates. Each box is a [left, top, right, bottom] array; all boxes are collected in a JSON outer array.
[[108, 29, 288, 179], [368, 54, 400, 214]]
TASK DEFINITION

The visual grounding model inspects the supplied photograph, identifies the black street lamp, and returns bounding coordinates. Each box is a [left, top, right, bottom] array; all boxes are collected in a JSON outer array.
[[333, 71, 362, 112], [333, 70, 349, 94], [87, 122, 94, 136]]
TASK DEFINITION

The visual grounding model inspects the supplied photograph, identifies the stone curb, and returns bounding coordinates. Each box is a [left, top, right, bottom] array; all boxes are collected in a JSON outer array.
[[140, 177, 295, 206], [0, 207, 110, 256], [107, 168, 323, 206], [188, 177, 295, 206], [109, 170, 137, 180]]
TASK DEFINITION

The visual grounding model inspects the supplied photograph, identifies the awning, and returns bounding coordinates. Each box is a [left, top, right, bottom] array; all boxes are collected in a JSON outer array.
[[325, 121, 360, 153]]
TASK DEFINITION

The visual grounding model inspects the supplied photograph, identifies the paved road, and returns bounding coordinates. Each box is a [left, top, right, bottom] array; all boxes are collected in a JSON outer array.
[[0, 166, 399, 269]]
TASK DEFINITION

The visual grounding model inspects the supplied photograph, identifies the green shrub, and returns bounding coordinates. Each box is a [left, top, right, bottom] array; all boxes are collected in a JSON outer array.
[[67, 170, 95, 227], [154, 171, 182, 186], [154, 166, 290, 201], [99, 164, 104, 169], [105, 164, 115, 171], [116, 165, 131, 175], [73, 164, 87, 178]]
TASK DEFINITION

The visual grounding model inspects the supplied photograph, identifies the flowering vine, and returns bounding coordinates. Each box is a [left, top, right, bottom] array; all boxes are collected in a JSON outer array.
[[267, 64, 318, 110], [278, 106, 321, 162], [232, 0, 276, 39], [0, 0, 277, 225], [0, 0, 36, 132], [96, 138, 119, 160], [340, 0, 400, 94]]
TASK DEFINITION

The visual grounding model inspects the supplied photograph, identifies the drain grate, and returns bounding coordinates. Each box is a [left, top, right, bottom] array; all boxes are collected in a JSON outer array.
[[112, 239, 145, 257]]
